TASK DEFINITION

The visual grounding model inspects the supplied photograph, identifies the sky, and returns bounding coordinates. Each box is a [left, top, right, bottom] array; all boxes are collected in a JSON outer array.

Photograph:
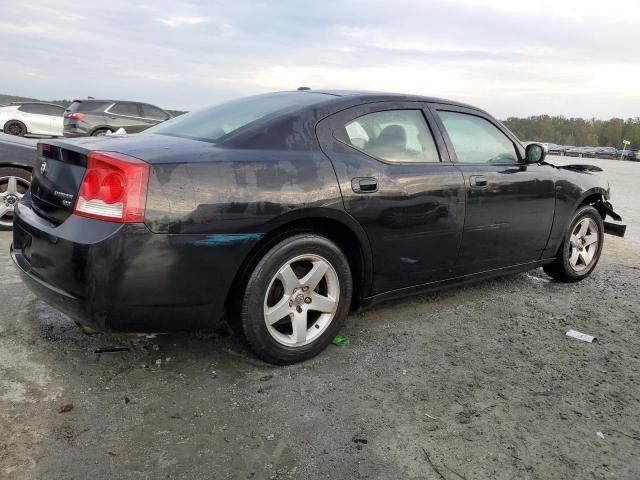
[[0, 0, 639, 118]]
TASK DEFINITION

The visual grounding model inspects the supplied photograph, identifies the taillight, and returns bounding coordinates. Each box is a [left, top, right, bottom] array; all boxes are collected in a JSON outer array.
[[73, 151, 149, 223], [67, 112, 85, 120]]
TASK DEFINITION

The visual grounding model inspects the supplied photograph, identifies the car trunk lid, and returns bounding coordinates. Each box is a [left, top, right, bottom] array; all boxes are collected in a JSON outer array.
[[30, 142, 89, 224]]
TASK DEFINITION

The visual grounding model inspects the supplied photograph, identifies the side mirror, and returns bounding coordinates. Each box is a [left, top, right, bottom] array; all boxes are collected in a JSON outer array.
[[525, 143, 546, 163]]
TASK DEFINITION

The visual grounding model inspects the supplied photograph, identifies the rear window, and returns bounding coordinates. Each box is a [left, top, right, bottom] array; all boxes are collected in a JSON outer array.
[[66, 101, 111, 113], [146, 92, 329, 143], [141, 104, 169, 121]]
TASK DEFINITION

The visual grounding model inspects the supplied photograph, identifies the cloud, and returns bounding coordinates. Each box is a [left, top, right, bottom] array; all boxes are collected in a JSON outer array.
[[0, 0, 638, 118], [157, 16, 208, 27]]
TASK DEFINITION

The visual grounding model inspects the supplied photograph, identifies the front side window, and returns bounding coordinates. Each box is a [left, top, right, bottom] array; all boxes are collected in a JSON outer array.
[[343, 110, 440, 163], [437, 111, 518, 164], [111, 102, 140, 117]]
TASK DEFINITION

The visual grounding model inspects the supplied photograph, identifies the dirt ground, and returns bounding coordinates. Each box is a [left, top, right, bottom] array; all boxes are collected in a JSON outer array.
[[1, 156, 639, 480]]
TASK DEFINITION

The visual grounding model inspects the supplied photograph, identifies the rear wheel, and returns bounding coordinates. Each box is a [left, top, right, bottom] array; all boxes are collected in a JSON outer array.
[[92, 128, 111, 136], [4, 120, 27, 137], [543, 206, 603, 282], [240, 234, 352, 364], [0, 167, 31, 230]]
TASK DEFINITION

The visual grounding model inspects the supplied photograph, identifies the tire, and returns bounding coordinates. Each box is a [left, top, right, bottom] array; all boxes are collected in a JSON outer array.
[[3, 120, 27, 137], [0, 167, 32, 231], [543, 206, 604, 282], [240, 234, 352, 364], [91, 128, 111, 136]]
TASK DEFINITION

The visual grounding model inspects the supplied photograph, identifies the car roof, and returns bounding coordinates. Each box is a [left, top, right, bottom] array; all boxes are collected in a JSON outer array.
[[9, 101, 64, 107], [71, 99, 158, 104], [291, 89, 481, 111]]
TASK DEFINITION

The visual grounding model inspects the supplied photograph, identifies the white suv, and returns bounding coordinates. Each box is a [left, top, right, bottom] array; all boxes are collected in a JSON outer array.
[[0, 102, 64, 137]]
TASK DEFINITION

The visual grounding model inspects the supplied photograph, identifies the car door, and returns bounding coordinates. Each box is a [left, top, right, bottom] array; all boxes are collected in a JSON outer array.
[[45, 104, 64, 136], [429, 104, 556, 273], [106, 102, 147, 133], [317, 102, 466, 294], [18, 104, 49, 134]]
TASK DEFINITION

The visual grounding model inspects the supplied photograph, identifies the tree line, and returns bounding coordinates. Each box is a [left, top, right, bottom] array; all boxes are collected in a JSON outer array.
[[503, 115, 640, 147]]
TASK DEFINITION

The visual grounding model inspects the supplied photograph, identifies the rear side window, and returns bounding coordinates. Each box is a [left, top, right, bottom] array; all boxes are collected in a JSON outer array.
[[45, 105, 64, 116], [343, 110, 440, 163], [147, 92, 329, 143], [111, 102, 141, 117], [437, 111, 518, 164], [141, 104, 169, 121]]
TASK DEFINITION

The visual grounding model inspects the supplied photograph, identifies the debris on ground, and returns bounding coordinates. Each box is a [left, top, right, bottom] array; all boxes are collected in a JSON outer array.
[[106, 450, 117, 456], [424, 413, 439, 421], [94, 346, 130, 354], [331, 335, 349, 346], [597, 432, 605, 440], [565, 329, 597, 343], [59, 404, 74, 413], [352, 437, 368, 445]]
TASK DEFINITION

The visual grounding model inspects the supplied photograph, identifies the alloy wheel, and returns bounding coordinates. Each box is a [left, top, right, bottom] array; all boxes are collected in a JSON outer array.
[[568, 217, 599, 272], [0, 175, 29, 228], [6, 122, 26, 136], [263, 254, 340, 347]]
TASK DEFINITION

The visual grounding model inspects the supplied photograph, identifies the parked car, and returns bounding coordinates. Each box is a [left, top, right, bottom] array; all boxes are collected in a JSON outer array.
[[11, 90, 625, 364], [62, 99, 172, 137], [0, 133, 37, 229], [616, 147, 639, 161], [565, 146, 590, 158], [0, 102, 65, 137], [552, 145, 574, 156], [594, 147, 617, 159]]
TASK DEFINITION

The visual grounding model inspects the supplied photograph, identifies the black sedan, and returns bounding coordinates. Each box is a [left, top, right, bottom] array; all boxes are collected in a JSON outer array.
[[10, 91, 625, 364], [0, 133, 37, 230]]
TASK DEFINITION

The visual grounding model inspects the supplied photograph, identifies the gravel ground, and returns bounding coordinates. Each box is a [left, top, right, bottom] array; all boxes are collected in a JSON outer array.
[[1, 156, 638, 480]]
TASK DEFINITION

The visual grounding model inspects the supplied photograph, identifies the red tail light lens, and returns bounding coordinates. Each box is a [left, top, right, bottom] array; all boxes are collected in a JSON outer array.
[[74, 151, 149, 223], [67, 112, 85, 120]]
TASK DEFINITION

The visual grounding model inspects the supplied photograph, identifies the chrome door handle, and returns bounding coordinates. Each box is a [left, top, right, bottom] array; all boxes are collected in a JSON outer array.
[[470, 175, 488, 187]]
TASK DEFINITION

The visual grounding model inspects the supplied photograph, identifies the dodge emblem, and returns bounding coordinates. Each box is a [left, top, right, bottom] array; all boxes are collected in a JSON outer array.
[[40, 161, 47, 176]]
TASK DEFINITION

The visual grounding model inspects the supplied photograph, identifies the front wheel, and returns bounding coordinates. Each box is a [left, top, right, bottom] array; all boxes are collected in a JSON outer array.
[[240, 234, 352, 364], [543, 206, 603, 282]]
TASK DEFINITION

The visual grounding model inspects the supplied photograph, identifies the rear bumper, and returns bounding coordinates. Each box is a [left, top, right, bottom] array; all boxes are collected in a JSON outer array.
[[11, 196, 258, 332]]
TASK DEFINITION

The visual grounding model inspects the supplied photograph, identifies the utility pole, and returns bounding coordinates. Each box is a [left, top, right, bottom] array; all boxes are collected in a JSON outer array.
[[620, 140, 630, 160]]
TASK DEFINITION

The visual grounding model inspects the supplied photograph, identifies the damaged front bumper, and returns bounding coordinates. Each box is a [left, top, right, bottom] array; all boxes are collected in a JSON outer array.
[[601, 200, 626, 237]]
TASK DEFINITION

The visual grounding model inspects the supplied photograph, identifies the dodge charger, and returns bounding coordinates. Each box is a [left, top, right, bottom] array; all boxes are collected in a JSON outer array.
[[10, 90, 625, 364]]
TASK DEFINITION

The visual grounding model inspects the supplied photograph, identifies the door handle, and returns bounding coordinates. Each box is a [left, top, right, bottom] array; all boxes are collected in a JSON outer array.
[[351, 177, 378, 193], [470, 175, 488, 187]]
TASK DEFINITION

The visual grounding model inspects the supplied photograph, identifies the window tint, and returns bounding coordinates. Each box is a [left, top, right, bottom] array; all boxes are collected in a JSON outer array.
[[437, 111, 518, 164], [343, 110, 439, 163], [111, 102, 140, 117], [147, 92, 329, 143], [46, 105, 64, 116], [141, 104, 169, 121], [19, 103, 50, 115], [66, 101, 111, 113]]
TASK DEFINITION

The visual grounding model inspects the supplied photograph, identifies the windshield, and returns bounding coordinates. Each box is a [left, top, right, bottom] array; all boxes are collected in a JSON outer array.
[[146, 92, 330, 143]]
